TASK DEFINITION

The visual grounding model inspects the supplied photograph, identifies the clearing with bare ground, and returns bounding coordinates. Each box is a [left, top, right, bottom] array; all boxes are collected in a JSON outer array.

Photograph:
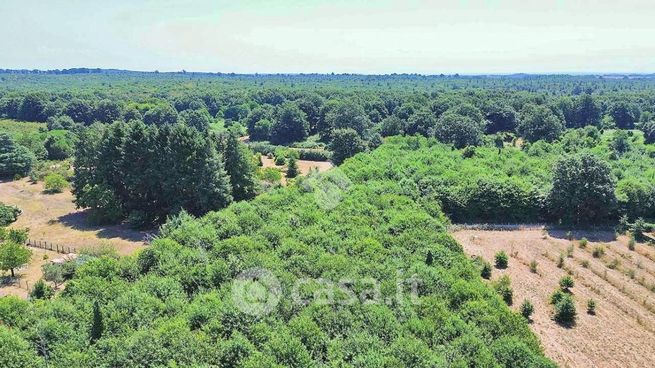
[[0, 178, 147, 297], [453, 229, 655, 368], [260, 156, 333, 184]]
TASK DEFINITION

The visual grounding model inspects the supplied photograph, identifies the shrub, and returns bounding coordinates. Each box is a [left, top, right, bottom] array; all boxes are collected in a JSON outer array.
[[529, 259, 538, 274], [520, 299, 534, 320], [553, 293, 576, 325], [566, 244, 574, 258], [587, 299, 596, 315], [298, 149, 331, 161], [580, 260, 589, 268], [0, 203, 21, 227], [559, 275, 574, 291], [557, 254, 564, 268], [480, 260, 492, 279], [286, 157, 299, 178], [274, 155, 286, 166], [628, 235, 636, 251], [579, 238, 588, 248], [493, 275, 513, 305], [29, 279, 54, 300], [495, 251, 508, 269], [592, 245, 605, 258], [43, 173, 68, 193], [550, 289, 565, 305], [607, 258, 620, 270]]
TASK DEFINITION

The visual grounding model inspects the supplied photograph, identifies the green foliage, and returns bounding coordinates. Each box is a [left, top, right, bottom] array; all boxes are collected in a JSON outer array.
[[29, 279, 54, 300], [43, 172, 68, 193], [0, 241, 32, 277], [579, 237, 588, 248], [73, 121, 235, 225], [587, 299, 597, 315], [529, 259, 538, 273], [493, 274, 514, 305], [517, 104, 564, 143], [433, 111, 483, 148], [0, 132, 35, 177], [592, 245, 605, 258], [520, 299, 534, 320], [0, 203, 21, 226], [330, 128, 367, 165], [286, 157, 299, 178], [480, 260, 492, 279], [548, 153, 616, 224], [553, 293, 577, 325], [559, 275, 574, 291], [495, 251, 508, 269]]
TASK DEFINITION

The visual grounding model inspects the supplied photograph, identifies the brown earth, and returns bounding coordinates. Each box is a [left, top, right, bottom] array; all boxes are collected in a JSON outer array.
[[1, 178, 148, 298], [453, 229, 655, 368], [260, 156, 333, 185]]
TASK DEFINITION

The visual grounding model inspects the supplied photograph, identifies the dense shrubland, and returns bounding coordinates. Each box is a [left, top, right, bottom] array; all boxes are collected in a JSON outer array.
[[0, 137, 554, 367]]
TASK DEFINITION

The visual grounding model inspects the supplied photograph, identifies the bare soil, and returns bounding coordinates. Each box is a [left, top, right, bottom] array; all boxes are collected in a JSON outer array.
[[260, 156, 333, 185], [1, 178, 148, 298], [453, 229, 655, 368]]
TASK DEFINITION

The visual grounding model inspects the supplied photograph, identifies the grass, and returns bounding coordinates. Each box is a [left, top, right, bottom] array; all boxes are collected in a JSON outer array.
[[0, 118, 46, 138]]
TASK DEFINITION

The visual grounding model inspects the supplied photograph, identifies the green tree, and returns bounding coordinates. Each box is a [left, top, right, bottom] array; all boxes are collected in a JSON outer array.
[[0, 133, 35, 178], [94, 99, 123, 123], [270, 102, 309, 144], [65, 98, 95, 125], [286, 157, 299, 178], [330, 128, 367, 165], [432, 112, 484, 148], [323, 101, 371, 140], [548, 153, 616, 224], [180, 108, 212, 132], [143, 104, 178, 125], [0, 241, 32, 277], [608, 101, 640, 129], [639, 120, 655, 144], [517, 104, 564, 143], [218, 132, 258, 201]]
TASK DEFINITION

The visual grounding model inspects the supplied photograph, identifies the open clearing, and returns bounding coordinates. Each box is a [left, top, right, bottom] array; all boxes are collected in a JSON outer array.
[[0, 178, 147, 255], [261, 156, 333, 184], [0, 178, 147, 298], [453, 229, 655, 368]]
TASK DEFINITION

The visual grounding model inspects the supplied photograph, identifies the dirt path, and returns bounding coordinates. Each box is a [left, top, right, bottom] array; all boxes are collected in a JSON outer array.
[[453, 229, 655, 368]]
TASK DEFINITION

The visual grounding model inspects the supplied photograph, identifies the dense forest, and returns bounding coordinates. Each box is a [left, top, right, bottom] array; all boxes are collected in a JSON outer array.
[[1, 71, 655, 367]]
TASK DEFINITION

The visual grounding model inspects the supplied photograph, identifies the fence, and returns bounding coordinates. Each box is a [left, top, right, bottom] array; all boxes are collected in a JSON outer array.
[[26, 239, 78, 254]]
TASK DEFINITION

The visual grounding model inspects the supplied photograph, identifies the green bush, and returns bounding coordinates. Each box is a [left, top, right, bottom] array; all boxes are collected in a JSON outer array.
[[553, 293, 576, 325], [495, 251, 508, 269], [0, 203, 21, 227], [529, 259, 538, 273], [29, 279, 54, 300], [592, 245, 605, 258], [587, 299, 596, 315], [559, 275, 574, 291], [520, 299, 534, 320], [43, 172, 68, 193], [579, 237, 588, 248], [481, 260, 492, 279], [493, 275, 513, 305]]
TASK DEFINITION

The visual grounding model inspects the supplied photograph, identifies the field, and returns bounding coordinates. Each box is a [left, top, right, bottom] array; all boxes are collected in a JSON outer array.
[[453, 229, 655, 368], [0, 118, 45, 138]]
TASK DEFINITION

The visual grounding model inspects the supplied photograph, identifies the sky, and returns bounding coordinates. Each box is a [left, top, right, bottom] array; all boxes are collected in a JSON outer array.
[[2, 0, 655, 74]]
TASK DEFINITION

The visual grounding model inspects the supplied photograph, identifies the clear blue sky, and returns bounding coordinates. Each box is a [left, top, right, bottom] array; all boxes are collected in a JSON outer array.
[[2, 0, 655, 74]]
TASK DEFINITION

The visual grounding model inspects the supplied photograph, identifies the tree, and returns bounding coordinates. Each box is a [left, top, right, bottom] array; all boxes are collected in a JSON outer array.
[[42, 263, 64, 289], [432, 112, 483, 148], [548, 153, 616, 224], [286, 157, 299, 178], [0, 203, 21, 226], [554, 293, 576, 325], [330, 128, 367, 165], [90, 301, 104, 343], [245, 106, 274, 140], [517, 104, 564, 143], [570, 94, 601, 128], [65, 98, 95, 124], [94, 99, 123, 123], [180, 109, 212, 132], [0, 133, 35, 178], [0, 241, 32, 277], [323, 101, 371, 139], [18, 93, 48, 122], [297, 93, 325, 133], [520, 299, 534, 320], [640, 120, 655, 144], [379, 115, 404, 137], [270, 102, 309, 144], [485, 104, 518, 133], [0, 325, 43, 367], [608, 101, 640, 129], [143, 104, 178, 125], [44, 131, 75, 160], [405, 109, 436, 136], [218, 132, 258, 201]]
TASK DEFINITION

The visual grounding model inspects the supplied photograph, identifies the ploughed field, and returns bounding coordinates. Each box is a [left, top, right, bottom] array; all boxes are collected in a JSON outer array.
[[453, 229, 655, 368]]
